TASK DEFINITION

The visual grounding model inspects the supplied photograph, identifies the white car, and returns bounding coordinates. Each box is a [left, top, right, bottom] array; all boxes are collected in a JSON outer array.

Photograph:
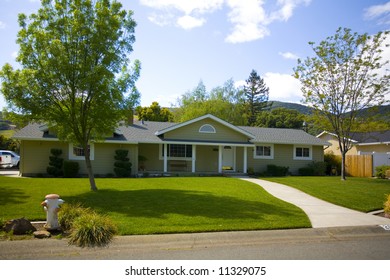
[[0, 150, 20, 168]]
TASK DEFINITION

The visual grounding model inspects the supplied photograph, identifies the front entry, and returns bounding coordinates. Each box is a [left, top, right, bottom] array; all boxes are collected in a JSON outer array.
[[222, 146, 235, 171]]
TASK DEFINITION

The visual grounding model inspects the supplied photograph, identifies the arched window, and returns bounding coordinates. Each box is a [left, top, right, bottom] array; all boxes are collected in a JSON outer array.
[[199, 124, 216, 133]]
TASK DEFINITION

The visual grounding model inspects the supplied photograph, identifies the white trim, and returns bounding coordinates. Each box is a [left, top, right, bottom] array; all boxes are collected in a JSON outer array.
[[155, 114, 254, 138], [159, 144, 193, 161], [69, 143, 94, 160], [199, 124, 216, 133], [293, 145, 312, 160], [253, 143, 274, 159]]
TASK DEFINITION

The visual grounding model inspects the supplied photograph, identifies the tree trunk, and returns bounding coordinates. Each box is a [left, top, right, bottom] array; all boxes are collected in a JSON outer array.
[[84, 144, 98, 191], [341, 152, 346, 181]]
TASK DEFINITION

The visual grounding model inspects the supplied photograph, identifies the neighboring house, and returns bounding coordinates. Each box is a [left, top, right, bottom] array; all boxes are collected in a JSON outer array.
[[317, 130, 390, 167], [13, 114, 329, 176]]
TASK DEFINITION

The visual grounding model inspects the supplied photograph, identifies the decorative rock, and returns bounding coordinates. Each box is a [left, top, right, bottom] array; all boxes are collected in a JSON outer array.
[[33, 230, 51, 239], [4, 218, 37, 235]]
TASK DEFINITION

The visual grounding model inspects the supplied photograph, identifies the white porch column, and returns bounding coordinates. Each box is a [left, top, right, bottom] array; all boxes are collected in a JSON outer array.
[[218, 145, 223, 173], [243, 147, 248, 173], [163, 143, 168, 173], [192, 145, 196, 173]]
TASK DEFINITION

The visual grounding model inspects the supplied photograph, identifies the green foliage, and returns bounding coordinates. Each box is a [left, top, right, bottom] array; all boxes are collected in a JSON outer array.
[[294, 27, 390, 179], [0, 0, 140, 191], [298, 161, 327, 176], [136, 102, 173, 122], [256, 108, 304, 128], [243, 70, 271, 126], [114, 149, 132, 177], [47, 148, 63, 177], [266, 164, 289, 177], [0, 135, 19, 152], [68, 212, 117, 247], [324, 153, 342, 175], [58, 202, 93, 231], [63, 161, 79, 178], [375, 165, 390, 179], [173, 79, 247, 125], [59, 203, 117, 247], [384, 194, 390, 216]]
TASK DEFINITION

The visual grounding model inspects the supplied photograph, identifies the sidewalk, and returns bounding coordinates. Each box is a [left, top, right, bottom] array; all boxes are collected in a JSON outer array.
[[240, 178, 390, 228]]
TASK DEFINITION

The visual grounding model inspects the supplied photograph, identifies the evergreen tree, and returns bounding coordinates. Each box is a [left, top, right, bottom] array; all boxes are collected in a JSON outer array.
[[244, 70, 271, 126]]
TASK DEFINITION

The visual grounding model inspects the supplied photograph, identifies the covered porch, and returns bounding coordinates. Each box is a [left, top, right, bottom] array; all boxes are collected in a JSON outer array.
[[137, 142, 253, 175]]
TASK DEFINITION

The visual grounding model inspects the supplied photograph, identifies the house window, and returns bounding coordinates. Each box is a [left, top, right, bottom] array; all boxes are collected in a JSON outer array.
[[69, 143, 94, 160], [161, 144, 192, 159], [254, 144, 274, 159], [199, 124, 216, 133], [294, 146, 312, 160]]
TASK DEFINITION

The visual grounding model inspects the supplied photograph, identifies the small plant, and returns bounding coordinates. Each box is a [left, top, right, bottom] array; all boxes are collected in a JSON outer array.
[[68, 212, 117, 247], [375, 165, 390, 179], [324, 153, 341, 175], [266, 164, 289, 176], [384, 194, 390, 218], [47, 148, 63, 177], [298, 161, 327, 176], [58, 203, 93, 231], [63, 161, 79, 178], [114, 149, 132, 177]]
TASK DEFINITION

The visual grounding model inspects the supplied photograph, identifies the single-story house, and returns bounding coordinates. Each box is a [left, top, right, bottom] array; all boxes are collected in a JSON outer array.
[[317, 130, 390, 167], [14, 114, 329, 176]]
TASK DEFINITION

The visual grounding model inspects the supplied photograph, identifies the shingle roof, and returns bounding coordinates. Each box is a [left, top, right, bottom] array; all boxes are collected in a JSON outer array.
[[14, 117, 329, 146], [240, 126, 329, 146], [350, 131, 390, 144]]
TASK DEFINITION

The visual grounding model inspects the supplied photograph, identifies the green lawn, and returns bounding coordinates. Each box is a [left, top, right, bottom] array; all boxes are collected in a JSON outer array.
[[265, 176, 390, 212], [0, 176, 310, 235]]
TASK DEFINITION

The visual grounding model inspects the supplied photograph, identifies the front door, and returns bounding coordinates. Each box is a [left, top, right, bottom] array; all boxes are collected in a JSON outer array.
[[222, 146, 235, 171]]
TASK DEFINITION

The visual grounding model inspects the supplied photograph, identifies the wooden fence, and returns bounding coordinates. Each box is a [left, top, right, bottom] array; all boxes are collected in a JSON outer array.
[[345, 155, 373, 177]]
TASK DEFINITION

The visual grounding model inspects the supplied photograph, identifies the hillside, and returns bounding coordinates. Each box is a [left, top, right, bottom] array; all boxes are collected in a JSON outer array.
[[268, 101, 314, 115]]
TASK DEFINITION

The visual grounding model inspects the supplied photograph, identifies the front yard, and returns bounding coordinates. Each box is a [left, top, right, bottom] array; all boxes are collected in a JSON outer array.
[[0, 176, 310, 235], [266, 176, 390, 212]]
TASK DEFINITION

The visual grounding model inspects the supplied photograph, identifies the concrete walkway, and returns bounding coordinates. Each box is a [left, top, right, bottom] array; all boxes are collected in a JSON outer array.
[[240, 177, 390, 228]]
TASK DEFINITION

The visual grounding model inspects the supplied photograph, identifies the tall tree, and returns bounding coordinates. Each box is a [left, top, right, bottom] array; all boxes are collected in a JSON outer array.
[[0, 0, 140, 190], [244, 70, 271, 126], [173, 79, 247, 125], [294, 27, 389, 180], [255, 108, 304, 129], [136, 102, 173, 122]]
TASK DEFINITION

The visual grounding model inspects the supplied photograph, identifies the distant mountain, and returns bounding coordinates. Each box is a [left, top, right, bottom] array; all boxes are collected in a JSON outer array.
[[268, 101, 314, 115]]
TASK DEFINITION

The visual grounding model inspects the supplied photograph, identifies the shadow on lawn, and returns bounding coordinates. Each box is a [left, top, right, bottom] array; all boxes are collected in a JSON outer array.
[[0, 187, 30, 206], [63, 188, 299, 220]]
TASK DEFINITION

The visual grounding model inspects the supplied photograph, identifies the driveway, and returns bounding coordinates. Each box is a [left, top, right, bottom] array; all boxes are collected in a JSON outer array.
[[241, 178, 390, 228]]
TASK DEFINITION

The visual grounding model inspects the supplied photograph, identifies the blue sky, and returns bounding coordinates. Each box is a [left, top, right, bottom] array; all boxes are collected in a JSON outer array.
[[0, 0, 389, 110]]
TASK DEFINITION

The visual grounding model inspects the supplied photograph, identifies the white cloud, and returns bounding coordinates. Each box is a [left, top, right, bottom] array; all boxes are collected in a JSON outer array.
[[225, 0, 270, 43], [279, 51, 299, 60], [263, 72, 303, 102], [235, 72, 303, 102], [0, 21, 6, 29], [140, 0, 223, 29], [177, 15, 206, 30], [364, 1, 390, 25], [140, 0, 311, 43]]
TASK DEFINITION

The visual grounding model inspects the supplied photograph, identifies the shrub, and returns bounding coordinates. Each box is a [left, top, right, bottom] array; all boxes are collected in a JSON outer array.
[[324, 153, 341, 175], [63, 161, 79, 178], [375, 165, 390, 179], [58, 203, 93, 231], [114, 149, 132, 177], [68, 212, 117, 247], [47, 148, 63, 177], [299, 161, 327, 176], [384, 194, 390, 217], [266, 164, 289, 176]]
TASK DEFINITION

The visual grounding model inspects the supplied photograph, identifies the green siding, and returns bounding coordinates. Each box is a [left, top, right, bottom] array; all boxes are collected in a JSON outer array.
[[164, 119, 249, 143]]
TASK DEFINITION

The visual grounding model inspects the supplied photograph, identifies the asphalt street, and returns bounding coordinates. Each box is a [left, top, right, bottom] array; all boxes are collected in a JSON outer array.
[[1, 226, 390, 260]]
